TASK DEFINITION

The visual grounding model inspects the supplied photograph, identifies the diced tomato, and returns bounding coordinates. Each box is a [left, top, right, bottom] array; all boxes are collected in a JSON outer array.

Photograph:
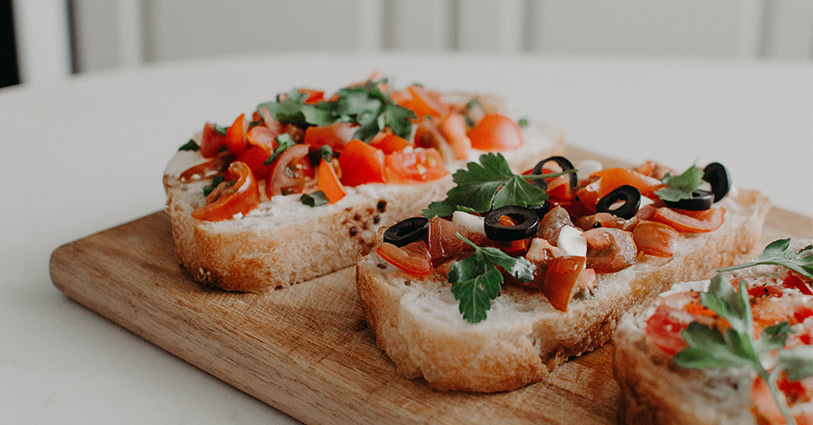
[[645, 303, 690, 355], [494, 215, 530, 256], [468, 114, 523, 151], [549, 198, 595, 217], [376, 241, 433, 276], [633, 220, 679, 258], [191, 161, 260, 221], [370, 133, 411, 154], [684, 301, 717, 317], [576, 185, 601, 208], [384, 148, 449, 183], [246, 125, 278, 150], [299, 88, 324, 104], [236, 146, 272, 179], [751, 374, 813, 425], [304, 122, 359, 152], [784, 272, 813, 296], [225, 113, 248, 155], [266, 144, 312, 196], [338, 139, 386, 186], [390, 89, 412, 107], [199, 122, 228, 158], [542, 256, 586, 312], [403, 85, 447, 118], [547, 175, 575, 200], [317, 159, 346, 204], [438, 113, 471, 160], [179, 152, 231, 181], [653, 207, 725, 233], [636, 204, 658, 221], [590, 168, 664, 199]]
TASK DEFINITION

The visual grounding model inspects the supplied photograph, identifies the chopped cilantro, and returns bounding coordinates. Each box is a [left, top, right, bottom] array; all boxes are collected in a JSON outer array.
[[320, 145, 333, 162], [264, 134, 295, 165], [465, 99, 482, 110], [517, 118, 529, 128], [202, 175, 226, 197], [178, 139, 199, 152]]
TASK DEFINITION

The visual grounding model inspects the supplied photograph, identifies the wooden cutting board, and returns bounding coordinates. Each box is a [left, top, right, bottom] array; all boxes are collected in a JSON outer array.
[[49, 148, 812, 425]]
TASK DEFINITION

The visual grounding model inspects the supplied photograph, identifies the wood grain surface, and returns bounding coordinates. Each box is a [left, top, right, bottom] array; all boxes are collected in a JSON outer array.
[[49, 148, 813, 425]]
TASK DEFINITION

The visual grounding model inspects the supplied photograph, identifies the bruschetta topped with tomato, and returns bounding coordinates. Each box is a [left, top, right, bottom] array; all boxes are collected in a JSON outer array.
[[356, 152, 770, 392], [163, 74, 564, 291]]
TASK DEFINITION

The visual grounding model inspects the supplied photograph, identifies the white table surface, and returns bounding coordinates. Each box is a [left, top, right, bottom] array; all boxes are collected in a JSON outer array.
[[1, 53, 811, 424]]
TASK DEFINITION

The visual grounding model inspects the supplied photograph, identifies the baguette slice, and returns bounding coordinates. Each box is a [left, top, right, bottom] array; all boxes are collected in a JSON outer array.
[[355, 188, 770, 392], [164, 123, 564, 291], [613, 251, 813, 425]]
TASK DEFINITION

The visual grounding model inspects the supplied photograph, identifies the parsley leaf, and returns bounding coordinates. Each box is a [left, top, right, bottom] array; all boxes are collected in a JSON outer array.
[[718, 238, 813, 280], [654, 165, 704, 202], [320, 145, 333, 162], [449, 233, 535, 323], [300, 191, 329, 207], [422, 153, 553, 218], [178, 139, 199, 152], [202, 175, 226, 197], [264, 134, 295, 165]]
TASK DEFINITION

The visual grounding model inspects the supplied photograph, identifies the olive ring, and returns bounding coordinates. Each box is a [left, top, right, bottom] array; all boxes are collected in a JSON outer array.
[[664, 189, 714, 211], [484, 206, 539, 241], [596, 185, 641, 219], [530, 156, 577, 191], [383, 217, 429, 247], [703, 162, 731, 202]]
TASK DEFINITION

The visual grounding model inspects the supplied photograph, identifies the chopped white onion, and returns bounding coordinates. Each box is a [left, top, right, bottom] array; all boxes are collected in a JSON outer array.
[[557, 225, 587, 257], [452, 211, 486, 235]]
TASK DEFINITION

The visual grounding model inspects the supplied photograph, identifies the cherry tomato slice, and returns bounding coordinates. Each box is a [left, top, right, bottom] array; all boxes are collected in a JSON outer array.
[[338, 139, 386, 187], [225, 113, 248, 155], [438, 113, 471, 160], [376, 240, 433, 276], [304, 122, 359, 153], [405, 85, 447, 118], [266, 144, 312, 197], [200, 122, 227, 158], [644, 303, 689, 355], [317, 159, 346, 204], [633, 220, 679, 258], [236, 145, 272, 179], [191, 161, 261, 222], [653, 206, 725, 233], [370, 133, 411, 154], [547, 175, 575, 200], [385, 148, 449, 183], [784, 272, 813, 296], [542, 256, 586, 312], [179, 151, 231, 181], [590, 168, 664, 199], [246, 125, 278, 150], [468, 114, 523, 151]]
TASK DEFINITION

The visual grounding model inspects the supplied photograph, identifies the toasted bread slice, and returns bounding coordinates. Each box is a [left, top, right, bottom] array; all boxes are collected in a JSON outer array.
[[164, 123, 564, 291], [355, 188, 770, 392]]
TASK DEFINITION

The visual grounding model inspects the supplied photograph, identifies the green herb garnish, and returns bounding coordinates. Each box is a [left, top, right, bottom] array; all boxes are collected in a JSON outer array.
[[465, 99, 482, 110], [257, 88, 334, 129], [718, 238, 813, 279], [422, 153, 575, 218], [202, 175, 226, 197], [654, 164, 704, 202], [213, 124, 229, 135], [320, 145, 333, 162], [517, 118, 529, 128], [675, 272, 813, 425], [449, 233, 535, 323], [264, 134, 295, 165], [178, 139, 199, 152], [300, 191, 329, 207]]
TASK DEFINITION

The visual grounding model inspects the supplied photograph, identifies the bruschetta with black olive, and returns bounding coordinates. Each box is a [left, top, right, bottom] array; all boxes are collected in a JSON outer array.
[[355, 153, 770, 392], [163, 74, 564, 291]]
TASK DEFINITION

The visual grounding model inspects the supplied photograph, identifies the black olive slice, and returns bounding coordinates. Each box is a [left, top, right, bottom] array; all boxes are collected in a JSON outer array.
[[484, 206, 539, 241], [663, 189, 714, 211], [596, 185, 641, 219], [383, 217, 429, 247], [530, 156, 577, 191], [527, 200, 550, 219], [703, 162, 731, 202]]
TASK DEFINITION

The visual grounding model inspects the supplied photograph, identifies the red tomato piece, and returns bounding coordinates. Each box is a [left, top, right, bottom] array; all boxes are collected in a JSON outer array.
[[645, 303, 690, 355], [338, 139, 386, 186], [385, 148, 449, 183], [191, 161, 261, 221], [225, 113, 248, 155], [439, 113, 471, 160], [317, 159, 346, 204], [179, 152, 231, 181], [304, 122, 359, 153], [404, 85, 447, 118], [266, 144, 312, 197], [468, 114, 523, 151], [590, 168, 664, 199], [542, 256, 586, 312], [633, 220, 679, 258], [299, 88, 324, 104], [236, 145, 272, 179], [653, 207, 725, 233], [784, 272, 813, 296], [246, 125, 278, 150], [376, 241, 433, 276], [547, 175, 575, 200], [370, 134, 411, 154], [199, 122, 227, 158]]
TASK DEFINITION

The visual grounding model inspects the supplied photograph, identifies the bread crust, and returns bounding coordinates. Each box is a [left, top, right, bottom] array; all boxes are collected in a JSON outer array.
[[164, 124, 564, 291], [355, 189, 770, 392]]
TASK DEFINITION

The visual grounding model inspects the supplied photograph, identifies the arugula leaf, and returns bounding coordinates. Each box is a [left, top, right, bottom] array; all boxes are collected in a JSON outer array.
[[422, 153, 552, 218], [264, 134, 296, 165], [517, 118, 529, 128], [213, 124, 229, 135], [300, 191, 329, 207], [718, 238, 813, 280], [654, 165, 704, 202], [178, 139, 199, 152], [320, 145, 333, 162], [448, 233, 535, 323], [202, 175, 226, 197]]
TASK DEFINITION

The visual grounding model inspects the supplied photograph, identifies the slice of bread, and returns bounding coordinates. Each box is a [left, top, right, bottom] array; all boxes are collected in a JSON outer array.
[[613, 247, 812, 425], [164, 123, 564, 291], [355, 188, 770, 392]]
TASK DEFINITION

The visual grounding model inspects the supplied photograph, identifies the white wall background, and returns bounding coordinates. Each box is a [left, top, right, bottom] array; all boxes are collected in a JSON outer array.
[[13, 0, 812, 83]]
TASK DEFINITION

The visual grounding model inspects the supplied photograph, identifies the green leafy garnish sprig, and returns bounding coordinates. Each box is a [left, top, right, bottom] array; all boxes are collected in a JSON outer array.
[[422, 153, 576, 218], [675, 242, 813, 425], [718, 238, 813, 280], [654, 164, 704, 202], [449, 233, 535, 323], [178, 139, 199, 152]]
